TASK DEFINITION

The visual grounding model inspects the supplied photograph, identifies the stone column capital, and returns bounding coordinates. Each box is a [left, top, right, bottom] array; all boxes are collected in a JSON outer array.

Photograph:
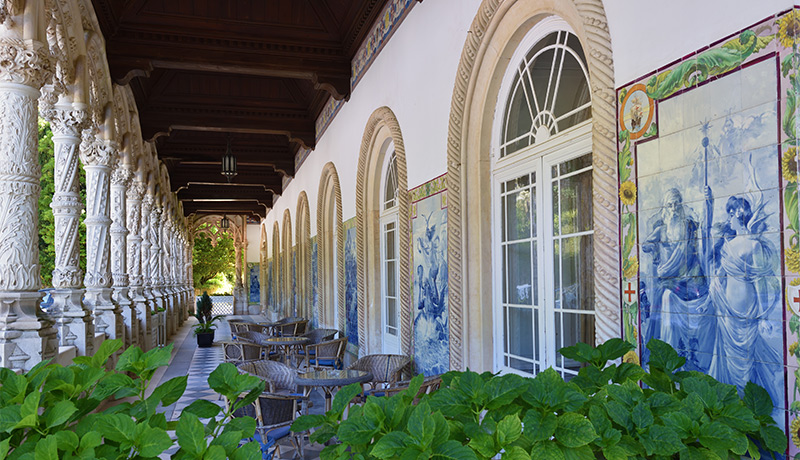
[[40, 102, 90, 137], [0, 37, 53, 88], [127, 181, 146, 201], [79, 131, 118, 167], [111, 166, 133, 187]]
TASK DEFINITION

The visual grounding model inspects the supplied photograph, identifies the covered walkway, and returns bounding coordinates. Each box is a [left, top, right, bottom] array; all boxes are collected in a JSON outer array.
[[151, 318, 326, 459]]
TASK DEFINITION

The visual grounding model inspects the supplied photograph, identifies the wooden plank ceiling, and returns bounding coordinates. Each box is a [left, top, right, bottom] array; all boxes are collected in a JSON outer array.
[[91, 0, 390, 219]]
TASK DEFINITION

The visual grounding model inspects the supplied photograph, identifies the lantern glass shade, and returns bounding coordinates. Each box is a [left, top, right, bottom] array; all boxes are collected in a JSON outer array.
[[220, 216, 230, 229], [221, 141, 237, 182]]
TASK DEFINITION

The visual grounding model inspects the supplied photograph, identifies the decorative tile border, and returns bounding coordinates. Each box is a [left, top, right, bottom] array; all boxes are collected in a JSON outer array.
[[350, 0, 418, 89]]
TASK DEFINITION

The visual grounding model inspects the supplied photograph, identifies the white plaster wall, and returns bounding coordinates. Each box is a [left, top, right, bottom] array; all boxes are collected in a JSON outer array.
[[265, 0, 795, 239], [605, 0, 793, 86], [264, 0, 481, 237], [246, 224, 261, 262]]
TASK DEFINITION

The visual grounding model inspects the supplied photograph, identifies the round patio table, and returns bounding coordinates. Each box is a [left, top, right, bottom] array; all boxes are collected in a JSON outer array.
[[295, 369, 373, 412], [260, 336, 309, 366]]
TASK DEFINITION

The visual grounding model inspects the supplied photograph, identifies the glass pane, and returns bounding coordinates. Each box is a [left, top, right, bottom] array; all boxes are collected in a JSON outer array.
[[533, 308, 541, 362], [506, 306, 533, 360], [510, 357, 535, 374], [558, 168, 593, 234], [553, 240, 561, 309], [385, 226, 395, 259], [384, 153, 397, 208], [506, 175, 530, 191], [558, 235, 594, 310], [506, 189, 531, 241], [560, 154, 592, 175], [387, 260, 396, 297], [387, 298, 397, 328], [553, 52, 591, 122], [507, 242, 532, 305], [557, 312, 595, 372], [502, 247, 508, 304], [501, 190, 507, 242], [552, 182, 560, 236], [529, 48, 556, 119], [503, 81, 533, 151]]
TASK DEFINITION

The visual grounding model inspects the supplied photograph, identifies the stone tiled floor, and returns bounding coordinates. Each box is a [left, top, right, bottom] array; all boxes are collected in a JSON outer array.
[[155, 316, 326, 459]]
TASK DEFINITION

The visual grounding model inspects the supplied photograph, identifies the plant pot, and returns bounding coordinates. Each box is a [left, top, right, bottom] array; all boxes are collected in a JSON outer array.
[[196, 330, 215, 348]]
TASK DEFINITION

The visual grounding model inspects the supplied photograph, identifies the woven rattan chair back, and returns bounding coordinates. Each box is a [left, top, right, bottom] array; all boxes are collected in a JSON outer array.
[[238, 360, 298, 393], [301, 328, 338, 344], [277, 319, 308, 337], [346, 354, 413, 387], [236, 330, 270, 343], [306, 337, 347, 370]]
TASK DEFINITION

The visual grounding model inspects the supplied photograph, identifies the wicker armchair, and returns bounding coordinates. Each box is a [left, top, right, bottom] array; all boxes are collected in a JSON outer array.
[[236, 331, 282, 360], [301, 328, 338, 344], [275, 319, 308, 337], [233, 363, 305, 459], [382, 374, 443, 403], [228, 320, 255, 335], [346, 354, 413, 391], [303, 337, 347, 371], [220, 340, 268, 365]]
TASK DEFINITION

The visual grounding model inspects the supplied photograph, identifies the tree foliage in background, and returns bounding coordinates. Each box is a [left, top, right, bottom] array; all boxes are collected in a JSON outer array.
[[38, 119, 86, 288], [192, 224, 235, 291]]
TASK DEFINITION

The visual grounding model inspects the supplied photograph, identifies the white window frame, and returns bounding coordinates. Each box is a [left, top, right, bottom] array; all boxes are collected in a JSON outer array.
[[491, 16, 594, 377], [380, 143, 401, 354]]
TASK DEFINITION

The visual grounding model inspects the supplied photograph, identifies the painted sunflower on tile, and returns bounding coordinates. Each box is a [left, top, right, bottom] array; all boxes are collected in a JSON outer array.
[[791, 341, 799, 357], [792, 417, 800, 448], [623, 350, 640, 365], [619, 181, 637, 206], [623, 256, 639, 279], [783, 147, 798, 183], [779, 10, 800, 48], [788, 246, 800, 273]]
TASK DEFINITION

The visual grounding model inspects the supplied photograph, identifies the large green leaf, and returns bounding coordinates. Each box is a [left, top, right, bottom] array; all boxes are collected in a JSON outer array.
[[639, 425, 683, 457], [152, 375, 188, 407], [136, 425, 173, 457], [408, 402, 435, 448], [33, 434, 58, 460], [522, 410, 557, 442], [371, 431, 413, 459], [530, 441, 566, 460], [53, 431, 79, 452], [500, 445, 530, 460], [337, 413, 379, 445], [496, 414, 522, 446], [291, 414, 326, 432], [96, 413, 135, 443], [204, 445, 227, 460], [718, 403, 758, 432], [222, 416, 256, 438], [484, 374, 525, 410], [230, 441, 261, 460], [0, 438, 9, 459], [631, 402, 653, 430], [785, 183, 799, 233], [554, 413, 596, 448], [330, 383, 362, 415], [176, 412, 206, 456], [44, 400, 77, 429], [91, 339, 122, 368], [0, 405, 22, 433], [115, 346, 144, 374], [697, 421, 735, 452], [743, 382, 773, 417], [646, 339, 685, 374], [759, 425, 787, 453]]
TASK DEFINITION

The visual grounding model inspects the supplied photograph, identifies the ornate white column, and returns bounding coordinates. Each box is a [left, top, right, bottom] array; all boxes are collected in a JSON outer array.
[[0, 37, 58, 371], [161, 217, 174, 337], [150, 203, 165, 317], [126, 181, 148, 349], [110, 166, 134, 348], [140, 194, 155, 349], [80, 132, 122, 344], [40, 98, 93, 355], [233, 238, 245, 315]]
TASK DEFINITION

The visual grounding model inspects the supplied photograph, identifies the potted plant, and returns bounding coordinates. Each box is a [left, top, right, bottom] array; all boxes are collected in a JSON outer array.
[[193, 291, 222, 347]]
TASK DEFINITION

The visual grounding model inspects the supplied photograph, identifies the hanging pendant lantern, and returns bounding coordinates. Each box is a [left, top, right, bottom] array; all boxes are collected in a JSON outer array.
[[221, 137, 237, 182], [220, 215, 230, 229]]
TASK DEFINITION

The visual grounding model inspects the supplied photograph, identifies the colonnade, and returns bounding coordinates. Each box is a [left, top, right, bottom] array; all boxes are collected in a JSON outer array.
[[0, 0, 193, 372]]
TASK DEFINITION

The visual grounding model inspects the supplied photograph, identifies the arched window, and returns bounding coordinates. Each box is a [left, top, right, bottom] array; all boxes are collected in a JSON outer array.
[[493, 18, 594, 379], [318, 163, 343, 331], [380, 146, 400, 354]]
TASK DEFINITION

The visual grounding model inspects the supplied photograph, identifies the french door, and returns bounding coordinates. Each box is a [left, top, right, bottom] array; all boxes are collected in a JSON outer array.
[[495, 140, 594, 378]]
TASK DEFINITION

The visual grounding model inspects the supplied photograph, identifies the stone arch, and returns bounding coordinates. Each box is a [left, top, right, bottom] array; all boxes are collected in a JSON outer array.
[[83, 31, 112, 131], [316, 162, 345, 331], [295, 192, 312, 320], [446, 0, 618, 371], [355, 106, 411, 356], [260, 223, 267, 314], [281, 209, 293, 317]]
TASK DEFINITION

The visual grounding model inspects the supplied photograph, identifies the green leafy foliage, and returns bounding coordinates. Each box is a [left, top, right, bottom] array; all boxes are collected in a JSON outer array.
[[193, 225, 235, 290], [293, 339, 786, 459], [0, 341, 264, 459]]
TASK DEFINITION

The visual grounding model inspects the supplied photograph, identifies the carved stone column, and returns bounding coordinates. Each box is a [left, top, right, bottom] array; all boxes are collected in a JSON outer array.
[[150, 204, 165, 319], [162, 217, 174, 337], [140, 194, 155, 349], [233, 239, 246, 315], [40, 99, 93, 355], [0, 37, 58, 371], [126, 181, 148, 349], [80, 132, 122, 345], [110, 166, 134, 348]]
